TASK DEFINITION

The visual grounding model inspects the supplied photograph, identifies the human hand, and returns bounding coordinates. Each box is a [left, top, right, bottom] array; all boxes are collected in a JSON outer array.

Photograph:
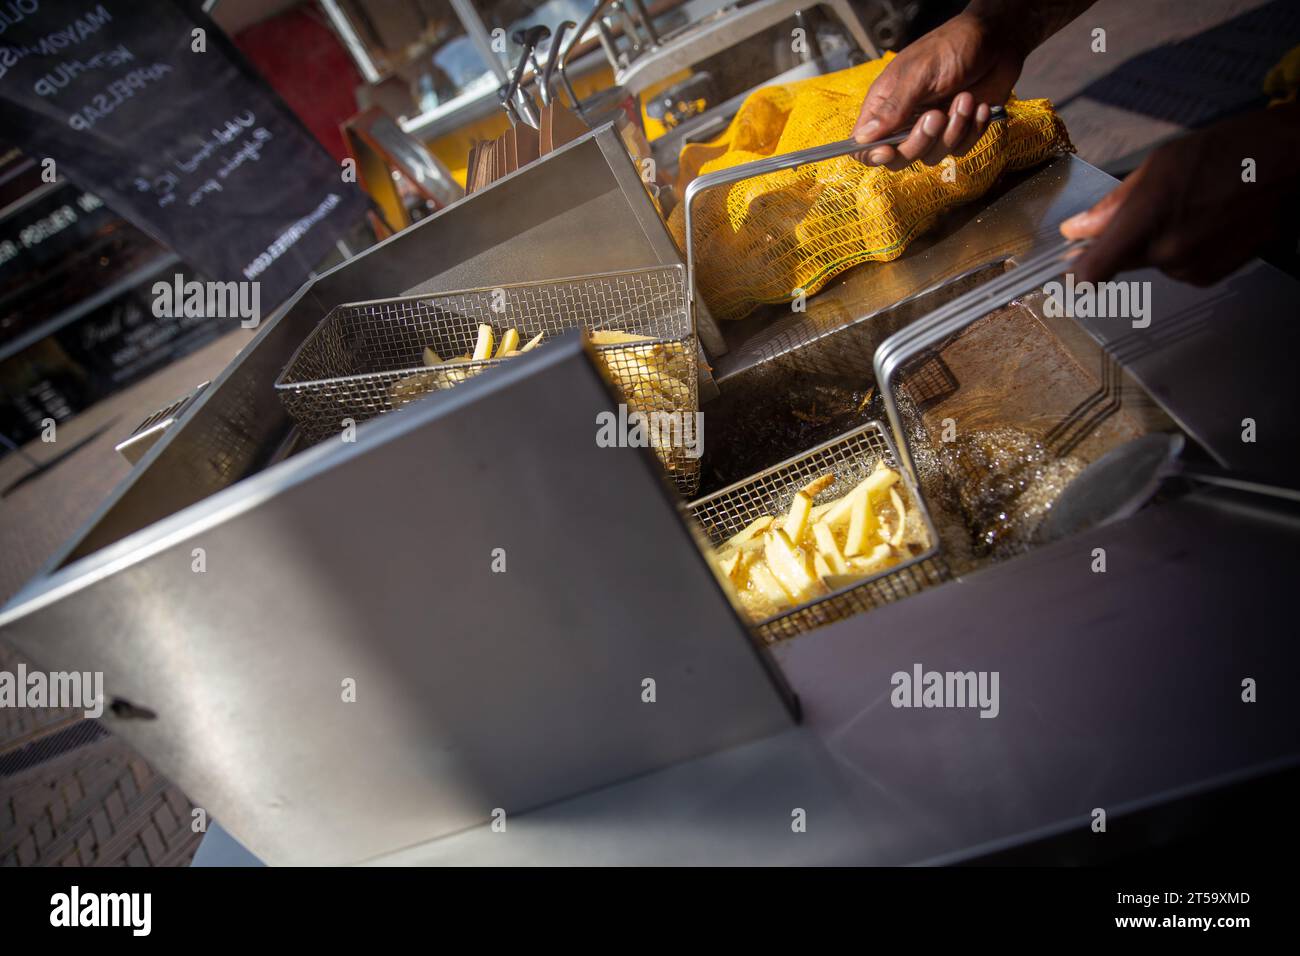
[[851, 11, 1026, 169], [1061, 105, 1300, 285]]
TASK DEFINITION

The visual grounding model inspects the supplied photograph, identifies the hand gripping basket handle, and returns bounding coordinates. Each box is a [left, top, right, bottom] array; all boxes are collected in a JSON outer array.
[[873, 236, 1091, 480], [681, 104, 1008, 317]]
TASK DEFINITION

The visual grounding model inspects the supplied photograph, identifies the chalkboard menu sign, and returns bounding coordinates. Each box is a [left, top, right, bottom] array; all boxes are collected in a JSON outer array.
[[0, 0, 370, 311]]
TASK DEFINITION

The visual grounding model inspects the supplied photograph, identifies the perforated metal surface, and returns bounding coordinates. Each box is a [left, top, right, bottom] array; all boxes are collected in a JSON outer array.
[[688, 421, 944, 642], [275, 265, 700, 494]]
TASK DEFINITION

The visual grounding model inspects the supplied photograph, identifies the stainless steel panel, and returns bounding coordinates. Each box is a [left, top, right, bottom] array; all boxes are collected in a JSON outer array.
[[0, 334, 795, 866], [356, 488, 1300, 865]]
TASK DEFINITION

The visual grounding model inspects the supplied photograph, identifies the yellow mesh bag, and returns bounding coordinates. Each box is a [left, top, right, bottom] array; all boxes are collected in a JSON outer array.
[[668, 54, 1074, 322]]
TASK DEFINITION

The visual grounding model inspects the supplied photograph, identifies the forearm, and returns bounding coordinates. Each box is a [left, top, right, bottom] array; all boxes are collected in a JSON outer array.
[[965, 0, 1099, 60]]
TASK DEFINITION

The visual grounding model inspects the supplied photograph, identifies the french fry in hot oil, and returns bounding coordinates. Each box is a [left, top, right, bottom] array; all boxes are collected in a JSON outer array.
[[707, 459, 920, 624], [801, 474, 835, 497], [844, 488, 875, 557], [889, 487, 907, 547], [812, 523, 849, 574], [783, 491, 812, 542], [472, 324, 494, 361], [495, 328, 520, 358], [813, 553, 834, 580], [764, 529, 822, 602], [727, 515, 773, 547], [748, 562, 790, 605]]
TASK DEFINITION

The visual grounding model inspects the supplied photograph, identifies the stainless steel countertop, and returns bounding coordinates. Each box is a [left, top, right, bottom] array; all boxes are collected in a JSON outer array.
[[322, 489, 1300, 866]]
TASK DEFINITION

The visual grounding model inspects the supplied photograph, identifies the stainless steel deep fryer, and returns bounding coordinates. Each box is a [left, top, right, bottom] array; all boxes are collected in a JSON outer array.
[[274, 264, 701, 494]]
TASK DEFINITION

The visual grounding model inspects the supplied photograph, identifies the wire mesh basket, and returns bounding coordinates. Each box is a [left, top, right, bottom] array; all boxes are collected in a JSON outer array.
[[275, 265, 700, 494], [688, 420, 946, 642]]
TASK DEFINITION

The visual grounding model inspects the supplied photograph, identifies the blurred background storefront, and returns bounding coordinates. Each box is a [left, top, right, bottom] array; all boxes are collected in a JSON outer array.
[[0, 0, 939, 456]]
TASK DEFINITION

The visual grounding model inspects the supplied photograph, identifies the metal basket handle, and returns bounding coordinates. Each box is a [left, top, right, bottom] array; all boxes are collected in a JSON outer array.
[[681, 104, 1008, 317], [874, 236, 1090, 480]]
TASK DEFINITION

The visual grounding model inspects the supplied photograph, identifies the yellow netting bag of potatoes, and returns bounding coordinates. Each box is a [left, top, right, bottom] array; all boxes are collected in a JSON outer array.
[[668, 53, 1074, 323]]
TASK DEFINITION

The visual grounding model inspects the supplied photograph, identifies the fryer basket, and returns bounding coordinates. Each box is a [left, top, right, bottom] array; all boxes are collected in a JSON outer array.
[[275, 265, 700, 494], [688, 420, 946, 642]]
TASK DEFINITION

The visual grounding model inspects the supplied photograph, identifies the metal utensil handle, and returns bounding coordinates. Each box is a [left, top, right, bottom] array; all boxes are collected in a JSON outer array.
[[506, 25, 549, 128], [874, 236, 1088, 480], [561, 0, 617, 75], [683, 105, 1008, 315], [529, 50, 549, 106], [627, 0, 660, 45], [544, 21, 576, 104], [497, 84, 520, 126], [1181, 469, 1300, 504]]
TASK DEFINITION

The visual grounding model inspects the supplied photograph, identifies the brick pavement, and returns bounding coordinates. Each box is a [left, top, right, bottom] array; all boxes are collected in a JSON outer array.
[[1, 729, 202, 867], [0, 331, 251, 869]]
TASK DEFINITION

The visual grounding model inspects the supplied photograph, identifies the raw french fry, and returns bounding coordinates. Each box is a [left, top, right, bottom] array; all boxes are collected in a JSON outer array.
[[472, 324, 494, 361], [783, 491, 812, 542], [764, 529, 820, 602], [495, 328, 520, 358], [801, 474, 835, 497], [590, 330, 653, 345], [812, 523, 849, 574], [727, 515, 773, 547], [521, 331, 545, 352], [605, 354, 680, 408], [650, 342, 693, 381], [422, 347, 443, 366], [498, 350, 520, 357], [889, 487, 907, 547]]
